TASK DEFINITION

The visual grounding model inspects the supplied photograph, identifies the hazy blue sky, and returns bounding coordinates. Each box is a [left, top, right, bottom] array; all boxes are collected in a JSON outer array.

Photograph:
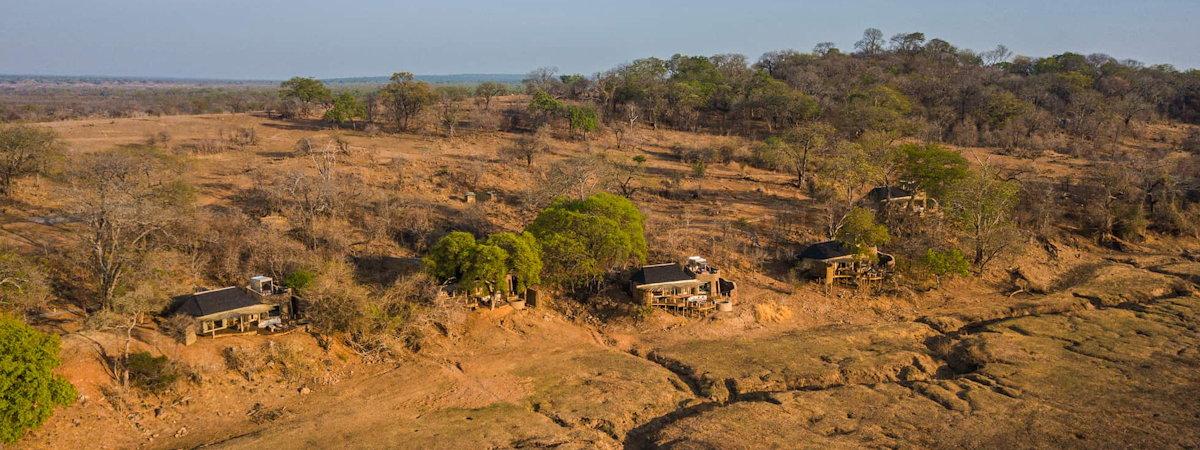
[[1, 0, 1197, 79]]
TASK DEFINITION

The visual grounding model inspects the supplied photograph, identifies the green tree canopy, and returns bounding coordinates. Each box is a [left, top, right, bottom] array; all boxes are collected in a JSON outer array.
[[380, 72, 435, 131], [460, 244, 509, 294], [838, 85, 913, 136], [483, 232, 543, 292], [474, 82, 508, 110], [323, 93, 366, 127], [899, 143, 969, 200], [425, 231, 545, 295], [0, 315, 76, 443], [526, 192, 646, 289], [423, 231, 477, 282], [834, 207, 890, 254], [279, 77, 332, 118], [566, 104, 599, 134], [944, 167, 1020, 271], [528, 90, 564, 127], [279, 77, 332, 104], [746, 73, 820, 131]]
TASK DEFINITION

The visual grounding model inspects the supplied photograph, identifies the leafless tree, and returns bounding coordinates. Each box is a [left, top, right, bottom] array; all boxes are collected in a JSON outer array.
[[62, 147, 190, 307], [979, 45, 1013, 66], [502, 130, 550, 167], [854, 28, 886, 56]]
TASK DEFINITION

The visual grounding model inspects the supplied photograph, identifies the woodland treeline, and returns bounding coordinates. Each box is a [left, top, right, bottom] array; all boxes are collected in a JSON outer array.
[[549, 29, 1200, 154]]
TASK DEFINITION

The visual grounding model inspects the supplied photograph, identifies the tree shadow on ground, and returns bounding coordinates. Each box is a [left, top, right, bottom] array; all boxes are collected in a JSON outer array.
[[350, 255, 421, 288]]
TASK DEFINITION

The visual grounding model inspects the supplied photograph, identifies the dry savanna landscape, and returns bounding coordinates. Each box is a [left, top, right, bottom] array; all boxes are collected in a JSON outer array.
[[2, 25, 1200, 450]]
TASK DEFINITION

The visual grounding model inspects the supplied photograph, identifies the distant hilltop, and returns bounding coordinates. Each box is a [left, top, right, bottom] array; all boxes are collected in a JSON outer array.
[[0, 73, 526, 87]]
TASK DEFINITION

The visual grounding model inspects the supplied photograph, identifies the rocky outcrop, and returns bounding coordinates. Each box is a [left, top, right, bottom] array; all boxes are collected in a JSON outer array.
[[645, 322, 940, 403], [644, 297, 1200, 449]]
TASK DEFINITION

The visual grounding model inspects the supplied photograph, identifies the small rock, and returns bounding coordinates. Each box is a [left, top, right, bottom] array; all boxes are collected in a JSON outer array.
[[174, 427, 189, 438], [299, 387, 311, 395]]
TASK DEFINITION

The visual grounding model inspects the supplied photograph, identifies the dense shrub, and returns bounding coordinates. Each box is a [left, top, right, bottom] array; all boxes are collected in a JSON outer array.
[[283, 269, 317, 292], [126, 351, 180, 394], [918, 248, 971, 279], [0, 315, 76, 443]]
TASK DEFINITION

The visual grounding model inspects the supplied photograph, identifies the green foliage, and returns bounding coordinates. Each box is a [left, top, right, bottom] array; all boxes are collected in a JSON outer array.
[[982, 91, 1031, 127], [283, 269, 316, 292], [422, 231, 478, 282], [528, 90, 564, 127], [839, 85, 913, 136], [529, 90, 563, 113], [747, 73, 820, 130], [380, 72, 435, 131], [919, 248, 971, 277], [834, 207, 890, 254], [483, 232, 543, 292], [425, 231, 545, 295], [323, 93, 366, 126], [751, 137, 794, 172], [566, 105, 599, 133], [474, 82, 508, 109], [899, 143, 969, 200], [125, 351, 179, 394], [0, 315, 75, 443], [526, 193, 647, 289], [944, 168, 1020, 270], [461, 244, 510, 294], [690, 160, 707, 178], [279, 77, 332, 104]]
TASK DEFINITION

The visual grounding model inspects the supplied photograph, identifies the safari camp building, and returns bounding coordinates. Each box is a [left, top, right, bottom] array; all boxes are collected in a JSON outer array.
[[797, 241, 895, 285], [862, 185, 934, 214], [167, 276, 301, 343], [630, 256, 736, 315]]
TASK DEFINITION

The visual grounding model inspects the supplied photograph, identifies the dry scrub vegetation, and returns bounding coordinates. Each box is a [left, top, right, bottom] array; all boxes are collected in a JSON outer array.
[[1, 29, 1200, 448]]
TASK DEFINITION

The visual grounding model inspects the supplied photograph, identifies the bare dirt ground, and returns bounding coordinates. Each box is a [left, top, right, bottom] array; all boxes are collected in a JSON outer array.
[[8, 111, 1200, 448]]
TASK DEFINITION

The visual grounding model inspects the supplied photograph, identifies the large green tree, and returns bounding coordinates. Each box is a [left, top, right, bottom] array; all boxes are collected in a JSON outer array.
[[0, 315, 75, 443], [483, 232, 543, 292], [944, 166, 1020, 271], [323, 93, 366, 128], [899, 143, 969, 201], [460, 244, 510, 295], [425, 230, 545, 296], [380, 72, 435, 131], [279, 77, 332, 118], [526, 192, 646, 289], [834, 207, 890, 254], [423, 231, 478, 283]]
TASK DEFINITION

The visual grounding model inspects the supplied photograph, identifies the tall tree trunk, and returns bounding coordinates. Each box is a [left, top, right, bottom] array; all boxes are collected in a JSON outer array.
[[797, 147, 811, 187]]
